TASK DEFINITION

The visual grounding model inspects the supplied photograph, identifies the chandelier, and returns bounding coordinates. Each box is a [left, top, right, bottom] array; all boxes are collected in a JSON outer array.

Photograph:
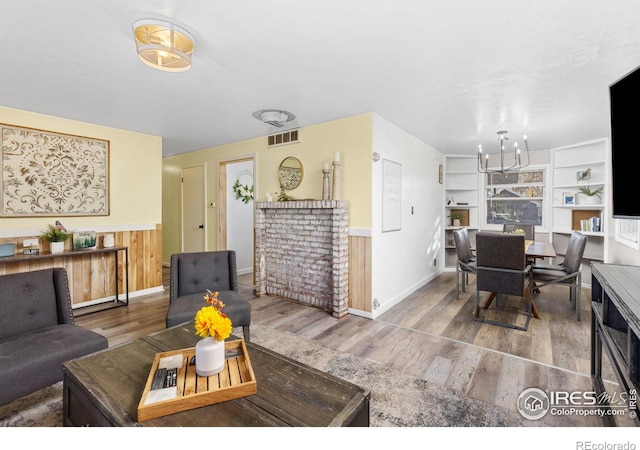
[[477, 130, 530, 174]]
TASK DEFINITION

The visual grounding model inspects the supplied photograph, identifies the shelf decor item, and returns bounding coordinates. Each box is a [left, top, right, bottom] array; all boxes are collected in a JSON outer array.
[[563, 192, 575, 205], [0, 243, 15, 257], [73, 231, 97, 251], [576, 185, 603, 205], [332, 152, 341, 201], [40, 224, 73, 253], [322, 163, 330, 201], [576, 168, 591, 182], [193, 290, 232, 376], [103, 233, 115, 248], [450, 209, 470, 227]]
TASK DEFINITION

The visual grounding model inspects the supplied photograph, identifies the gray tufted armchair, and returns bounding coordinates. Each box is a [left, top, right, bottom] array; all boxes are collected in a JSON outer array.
[[167, 250, 251, 341]]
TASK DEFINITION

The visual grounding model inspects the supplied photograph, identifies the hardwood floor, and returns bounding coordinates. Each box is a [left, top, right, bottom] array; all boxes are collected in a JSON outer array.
[[74, 268, 629, 427]]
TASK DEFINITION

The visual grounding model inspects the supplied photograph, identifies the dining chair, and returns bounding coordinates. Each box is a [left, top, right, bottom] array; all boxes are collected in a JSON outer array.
[[504, 224, 537, 265], [503, 224, 535, 240], [453, 228, 476, 300], [531, 231, 587, 321], [474, 232, 534, 331]]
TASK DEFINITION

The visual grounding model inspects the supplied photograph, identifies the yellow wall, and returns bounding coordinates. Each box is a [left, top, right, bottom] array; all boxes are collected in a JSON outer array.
[[0, 106, 163, 232], [162, 113, 373, 264]]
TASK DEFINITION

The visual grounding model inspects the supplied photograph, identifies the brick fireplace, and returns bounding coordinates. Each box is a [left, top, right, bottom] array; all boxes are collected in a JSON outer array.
[[254, 200, 349, 318]]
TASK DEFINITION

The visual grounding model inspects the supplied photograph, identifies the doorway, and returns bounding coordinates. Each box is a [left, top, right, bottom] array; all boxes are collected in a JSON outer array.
[[218, 158, 255, 275]]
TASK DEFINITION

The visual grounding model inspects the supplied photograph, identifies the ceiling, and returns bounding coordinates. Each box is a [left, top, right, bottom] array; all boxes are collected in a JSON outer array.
[[1, 0, 639, 158]]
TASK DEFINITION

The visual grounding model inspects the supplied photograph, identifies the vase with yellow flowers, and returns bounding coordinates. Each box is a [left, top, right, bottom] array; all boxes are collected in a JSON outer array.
[[194, 290, 233, 376]]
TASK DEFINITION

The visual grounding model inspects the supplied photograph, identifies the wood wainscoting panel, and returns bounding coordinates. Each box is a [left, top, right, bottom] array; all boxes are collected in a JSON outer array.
[[348, 235, 372, 313], [0, 224, 163, 306], [116, 225, 163, 295]]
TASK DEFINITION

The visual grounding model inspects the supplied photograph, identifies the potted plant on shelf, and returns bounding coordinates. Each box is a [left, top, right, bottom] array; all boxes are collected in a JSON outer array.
[[451, 213, 463, 227], [40, 224, 72, 253], [576, 185, 603, 205]]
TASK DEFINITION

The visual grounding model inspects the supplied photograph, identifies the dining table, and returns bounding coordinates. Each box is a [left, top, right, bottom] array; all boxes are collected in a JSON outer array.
[[481, 238, 557, 320], [525, 240, 556, 259]]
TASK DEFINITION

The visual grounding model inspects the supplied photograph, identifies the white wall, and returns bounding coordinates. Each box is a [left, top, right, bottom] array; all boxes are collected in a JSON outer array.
[[226, 160, 254, 275], [370, 114, 444, 318]]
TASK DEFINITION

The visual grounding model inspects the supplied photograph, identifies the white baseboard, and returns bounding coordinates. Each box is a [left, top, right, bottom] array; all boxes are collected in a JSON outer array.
[[71, 285, 165, 308]]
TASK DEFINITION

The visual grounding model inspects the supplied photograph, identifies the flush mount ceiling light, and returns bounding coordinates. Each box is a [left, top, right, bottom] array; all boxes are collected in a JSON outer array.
[[252, 110, 296, 128], [477, 130, 531, 174], [133, 19, 195, 72]]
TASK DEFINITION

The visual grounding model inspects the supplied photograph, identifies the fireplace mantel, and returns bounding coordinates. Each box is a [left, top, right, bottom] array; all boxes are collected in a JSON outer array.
[[254, 200, 349, 318]]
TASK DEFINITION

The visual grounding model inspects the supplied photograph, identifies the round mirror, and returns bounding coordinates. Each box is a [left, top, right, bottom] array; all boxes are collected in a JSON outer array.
[[278, 156, 303, 190]]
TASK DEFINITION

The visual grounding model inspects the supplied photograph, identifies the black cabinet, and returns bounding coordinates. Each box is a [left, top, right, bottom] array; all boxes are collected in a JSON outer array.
[[591, 263, 640, 426]]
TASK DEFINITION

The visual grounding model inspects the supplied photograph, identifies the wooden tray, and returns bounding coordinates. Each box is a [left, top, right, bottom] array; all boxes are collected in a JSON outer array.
[[137, 339, 257, 422]]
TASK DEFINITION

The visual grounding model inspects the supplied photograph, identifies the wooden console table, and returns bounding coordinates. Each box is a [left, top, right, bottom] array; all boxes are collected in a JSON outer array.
[[591, 262, 640, 426], [0, 246, 129, 313]]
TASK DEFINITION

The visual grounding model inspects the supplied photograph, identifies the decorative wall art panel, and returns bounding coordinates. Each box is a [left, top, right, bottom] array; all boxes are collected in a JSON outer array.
[[382, 158, 401, 232], [1, 124, 109, 216]]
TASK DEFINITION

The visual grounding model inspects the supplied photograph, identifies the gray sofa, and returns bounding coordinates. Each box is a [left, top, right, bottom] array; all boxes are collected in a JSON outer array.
[[0, 268, 109, 405], [167, 251, 251, 341]]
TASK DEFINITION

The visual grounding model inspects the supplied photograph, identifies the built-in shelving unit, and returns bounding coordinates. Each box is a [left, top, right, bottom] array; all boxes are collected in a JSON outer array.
[[550, 138, 609, 284], [444, 155, 480, 270]]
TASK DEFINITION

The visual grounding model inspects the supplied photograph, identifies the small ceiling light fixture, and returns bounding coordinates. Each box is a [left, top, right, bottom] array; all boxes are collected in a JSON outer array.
[[253, 109, 296, 128], [478, 130, 530, 174], [133, 19, 195, 72]]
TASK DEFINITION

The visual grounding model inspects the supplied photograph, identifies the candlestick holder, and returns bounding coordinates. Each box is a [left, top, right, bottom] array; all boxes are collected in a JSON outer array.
[[322, 168, 330, 201], [331, 161, 341, 200]]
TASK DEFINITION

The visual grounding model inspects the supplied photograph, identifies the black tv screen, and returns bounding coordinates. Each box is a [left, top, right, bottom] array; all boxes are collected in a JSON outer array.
[[610, 64, 640, 219]]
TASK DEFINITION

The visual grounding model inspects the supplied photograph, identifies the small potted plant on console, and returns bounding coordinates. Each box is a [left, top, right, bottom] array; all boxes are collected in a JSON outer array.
[[40, 224, 72, 253]]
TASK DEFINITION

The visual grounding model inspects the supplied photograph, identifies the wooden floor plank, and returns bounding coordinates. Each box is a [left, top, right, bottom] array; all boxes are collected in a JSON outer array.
[[71, 268, 624, 427]]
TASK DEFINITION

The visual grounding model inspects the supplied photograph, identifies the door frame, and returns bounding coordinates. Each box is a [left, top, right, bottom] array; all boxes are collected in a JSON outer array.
[[217, 156, 255, 251]]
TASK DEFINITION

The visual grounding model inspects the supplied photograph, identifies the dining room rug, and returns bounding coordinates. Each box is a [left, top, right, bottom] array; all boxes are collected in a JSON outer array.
[[0, 323, 531, 427]]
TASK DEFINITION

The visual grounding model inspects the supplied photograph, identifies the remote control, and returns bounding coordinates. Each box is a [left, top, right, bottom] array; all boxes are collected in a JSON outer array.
[[164, 368, 177, 388], [151, 368, 167, 390]]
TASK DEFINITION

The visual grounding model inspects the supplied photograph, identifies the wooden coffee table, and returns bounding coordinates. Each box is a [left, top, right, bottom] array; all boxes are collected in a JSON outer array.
[[62, 324, 370, 427]]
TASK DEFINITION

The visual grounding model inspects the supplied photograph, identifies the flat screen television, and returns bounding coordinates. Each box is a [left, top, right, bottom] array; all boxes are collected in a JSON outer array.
[[609, 64, 640, 219]]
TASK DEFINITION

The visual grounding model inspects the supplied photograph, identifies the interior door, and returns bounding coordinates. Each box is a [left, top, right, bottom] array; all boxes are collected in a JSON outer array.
[[182, 165, 205, 252]]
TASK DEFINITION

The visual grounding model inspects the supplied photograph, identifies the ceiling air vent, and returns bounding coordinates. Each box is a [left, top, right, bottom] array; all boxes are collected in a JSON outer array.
[[267, 129, 299, 148]]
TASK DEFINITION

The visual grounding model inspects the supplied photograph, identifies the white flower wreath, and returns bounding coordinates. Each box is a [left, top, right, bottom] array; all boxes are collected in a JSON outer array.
[[232, 176, 254, 204]]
